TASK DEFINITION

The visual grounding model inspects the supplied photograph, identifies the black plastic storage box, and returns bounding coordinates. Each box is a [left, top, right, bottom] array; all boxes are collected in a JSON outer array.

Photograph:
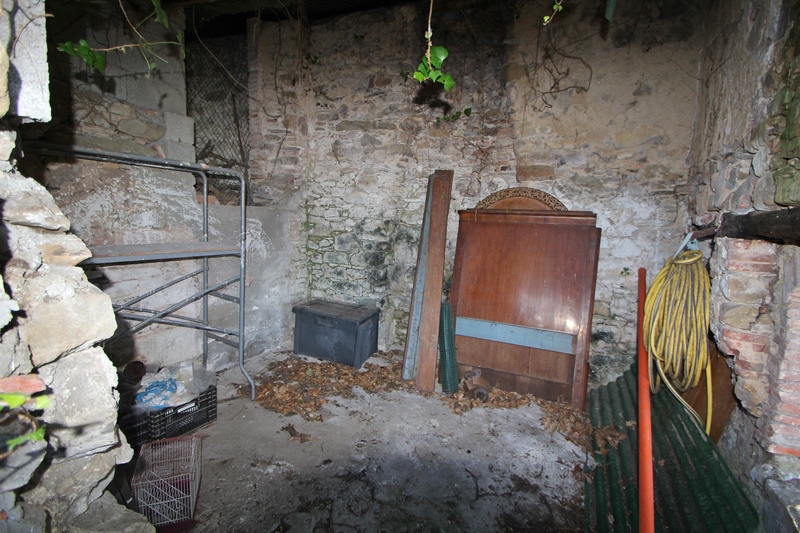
[[292, 299, 380, 368]]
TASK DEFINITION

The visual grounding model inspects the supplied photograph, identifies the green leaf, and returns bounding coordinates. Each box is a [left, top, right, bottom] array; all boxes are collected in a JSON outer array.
[[413, 71, 426, 83], [31, 395, 51, 410], [430, 46, 448, 69], [57, 41, 76, 56], [441, 74, 455, 92], [6, 427, 45, 452], [452, 111, 461, 120], [543, 15, 551, 24], [553, 3, 563, 12], [152, 0, 169, 28], [417, 61, 429, 76], [0, 393, 27, 409], [464, 108, 472, 117], [57, 41, 105, 72], [428, 69, 441, 82]]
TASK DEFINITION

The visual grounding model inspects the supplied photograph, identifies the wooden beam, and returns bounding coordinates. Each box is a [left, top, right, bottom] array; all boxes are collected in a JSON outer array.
[[413, 170, 453, 392], [716, 208, 800, 246]]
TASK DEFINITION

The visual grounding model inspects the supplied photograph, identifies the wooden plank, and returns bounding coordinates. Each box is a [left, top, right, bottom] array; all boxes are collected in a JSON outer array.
[[570, 226, 601, 409], [455, 317, 576, 354], [414, 170, 453, 392], [402, 178, 434, 380], [456, 364, 573, 401], [455, 335, 575, 383], [457, 209, 597, 227]]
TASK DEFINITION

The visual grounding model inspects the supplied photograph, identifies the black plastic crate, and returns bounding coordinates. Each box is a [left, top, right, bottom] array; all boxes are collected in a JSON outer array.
[[292, 299, 379, 368], [120, 385, 217, 448]]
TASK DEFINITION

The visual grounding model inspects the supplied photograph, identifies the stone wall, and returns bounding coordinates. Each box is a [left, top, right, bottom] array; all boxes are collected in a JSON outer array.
[[248, 0, 701, 384], [689, 0, 800, 522]]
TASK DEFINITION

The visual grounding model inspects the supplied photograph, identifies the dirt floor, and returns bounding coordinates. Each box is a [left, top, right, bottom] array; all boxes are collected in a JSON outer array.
[[189, 351, 591, 532]]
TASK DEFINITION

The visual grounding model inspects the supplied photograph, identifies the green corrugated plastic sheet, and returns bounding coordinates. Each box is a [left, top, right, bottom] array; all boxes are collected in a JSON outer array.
[[585, 366, 759, 532]]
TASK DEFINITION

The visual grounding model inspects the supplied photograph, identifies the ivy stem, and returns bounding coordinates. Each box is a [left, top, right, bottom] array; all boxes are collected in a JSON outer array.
[[543, 0, 564, 26], [92, 41, 179, 53], [118, 0, 148, 44], [425, 0, 434, 71]]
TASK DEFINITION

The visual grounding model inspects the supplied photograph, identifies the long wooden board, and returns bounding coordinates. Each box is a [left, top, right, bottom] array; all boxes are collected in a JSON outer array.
[[401, 178, 434, 380], [403, 170, 453, 392]]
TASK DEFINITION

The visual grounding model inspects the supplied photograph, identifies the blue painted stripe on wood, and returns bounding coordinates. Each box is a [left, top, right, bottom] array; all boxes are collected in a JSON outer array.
[[454, 317, 575, 354]]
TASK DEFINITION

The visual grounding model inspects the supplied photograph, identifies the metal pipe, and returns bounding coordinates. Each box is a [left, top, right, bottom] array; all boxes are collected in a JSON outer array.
[[115, 313, 238, 336], [105, 276, 241, 343], [238, 164, 255, 400], [201, 170, 210, 370], [113, 268, 205, 311], [638, 268, 655, 533]]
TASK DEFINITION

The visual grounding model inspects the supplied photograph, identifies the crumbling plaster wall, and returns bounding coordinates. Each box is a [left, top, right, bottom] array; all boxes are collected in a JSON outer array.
[[248, 0, 701, 384]]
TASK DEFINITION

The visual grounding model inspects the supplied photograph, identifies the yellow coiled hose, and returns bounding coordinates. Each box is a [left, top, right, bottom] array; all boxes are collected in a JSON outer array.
[[643, 249, 712, 434]]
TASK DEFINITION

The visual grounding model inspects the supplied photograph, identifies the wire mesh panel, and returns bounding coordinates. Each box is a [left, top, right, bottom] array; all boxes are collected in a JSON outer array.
[[131, 435, 203, 527], [186, 35, 250, 205]]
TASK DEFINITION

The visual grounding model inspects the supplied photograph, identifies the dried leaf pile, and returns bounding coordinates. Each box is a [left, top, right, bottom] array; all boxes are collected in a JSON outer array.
[[446, 388, 536, 415], [538, 399, 593, 451], [250, 352, 415, 421]]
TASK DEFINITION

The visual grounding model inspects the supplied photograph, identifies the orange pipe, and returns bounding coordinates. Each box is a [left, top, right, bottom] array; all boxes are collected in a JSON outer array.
[[638, 268, 655, 533]]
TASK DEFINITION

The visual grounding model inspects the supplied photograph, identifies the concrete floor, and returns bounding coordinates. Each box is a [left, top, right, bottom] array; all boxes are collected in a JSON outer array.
[[188, 353, 589, 532]]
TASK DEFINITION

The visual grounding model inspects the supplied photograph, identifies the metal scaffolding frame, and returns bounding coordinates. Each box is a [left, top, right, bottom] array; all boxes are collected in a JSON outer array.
[[25, 141, 256, 400]]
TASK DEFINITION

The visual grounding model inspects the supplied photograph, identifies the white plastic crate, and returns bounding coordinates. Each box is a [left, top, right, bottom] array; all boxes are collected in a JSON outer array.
[[131, 435, 203, 527]]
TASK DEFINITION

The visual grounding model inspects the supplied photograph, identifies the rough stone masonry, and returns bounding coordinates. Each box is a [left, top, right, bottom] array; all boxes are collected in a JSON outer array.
[[247, 1, 700, 386]]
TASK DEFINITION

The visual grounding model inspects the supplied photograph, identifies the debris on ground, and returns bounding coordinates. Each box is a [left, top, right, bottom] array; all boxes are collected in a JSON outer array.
[[246, 350, 612, 457], [281, 423, 312, 443], [593, 424, 628, 455], [538, 398, 593, 452]]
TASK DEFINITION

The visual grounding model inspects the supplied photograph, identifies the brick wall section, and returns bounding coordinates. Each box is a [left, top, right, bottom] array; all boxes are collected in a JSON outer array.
[[247, 20, 308, 205], [712, 238, 777, 415], [760, 247, 800, 456]]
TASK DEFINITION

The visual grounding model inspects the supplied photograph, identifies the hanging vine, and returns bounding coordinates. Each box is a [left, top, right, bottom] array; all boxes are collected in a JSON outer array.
[[543, 1, 616, 25], [57, 0, 184, 77], [412, 0, 455, 91]]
